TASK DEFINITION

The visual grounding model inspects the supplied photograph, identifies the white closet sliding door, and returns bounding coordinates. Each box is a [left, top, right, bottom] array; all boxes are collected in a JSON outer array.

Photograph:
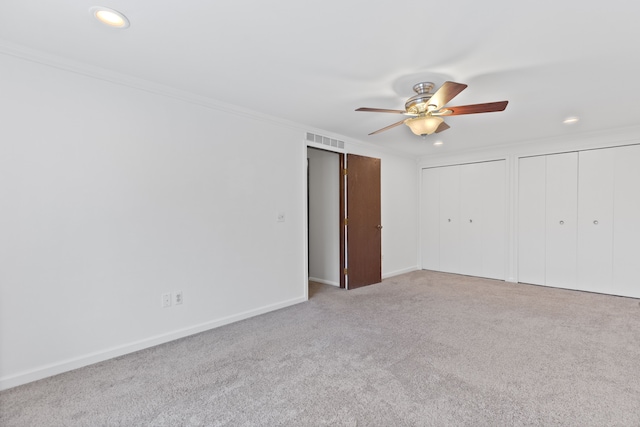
[[577, 148, 615, 294], [459, 163, 484, 276], [420, 167, 440, 271], [518, 156, 546, 285], [518, 145, 640, 298], [545, 152, 578, 290], [612, 144, 640, 297], [421, 160, 506, 280], [480, 161, 507, 280], [439, 165, 461, 274]]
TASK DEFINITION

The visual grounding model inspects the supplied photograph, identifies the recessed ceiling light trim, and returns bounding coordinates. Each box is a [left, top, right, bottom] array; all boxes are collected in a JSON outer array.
[[90, 6, 130, 29]]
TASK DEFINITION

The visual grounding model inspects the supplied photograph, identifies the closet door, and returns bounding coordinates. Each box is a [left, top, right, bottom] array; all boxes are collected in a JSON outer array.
[[459, 163, 483, 276], [421, 161, 506, 280], [421, 168, 440, 271], [480, 160, 506, 280], [545, 152, 578, 289], [518, 156, 546, 285], [612, 144, 640, 297], [577, 148, 615, 294], [439, 165, 460, 274]]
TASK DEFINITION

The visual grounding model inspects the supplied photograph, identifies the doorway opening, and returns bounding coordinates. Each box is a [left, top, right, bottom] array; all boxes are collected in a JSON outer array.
[[307, 147, 341, 290], [307, 147, 383, 293]]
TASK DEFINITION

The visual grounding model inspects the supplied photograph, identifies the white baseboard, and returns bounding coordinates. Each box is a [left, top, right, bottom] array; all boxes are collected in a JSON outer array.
[[308, 277, 340, 287], [0, 296, 307, 391], [382, 266, 418, 279]]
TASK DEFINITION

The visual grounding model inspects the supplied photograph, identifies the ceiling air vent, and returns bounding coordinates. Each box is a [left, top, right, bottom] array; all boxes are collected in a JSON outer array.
[[306, 132, 345, 149]]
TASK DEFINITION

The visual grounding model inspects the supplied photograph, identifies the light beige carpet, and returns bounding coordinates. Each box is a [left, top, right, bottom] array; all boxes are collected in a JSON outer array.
[[2, 270, 640, 426]]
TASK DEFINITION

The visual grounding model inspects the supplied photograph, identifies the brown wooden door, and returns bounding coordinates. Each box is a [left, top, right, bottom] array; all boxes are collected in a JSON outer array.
[[343, 154, 382, 289]]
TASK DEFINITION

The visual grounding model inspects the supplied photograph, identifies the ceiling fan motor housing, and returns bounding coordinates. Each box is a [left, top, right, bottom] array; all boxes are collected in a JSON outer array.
[[405, 82, 436, 114]]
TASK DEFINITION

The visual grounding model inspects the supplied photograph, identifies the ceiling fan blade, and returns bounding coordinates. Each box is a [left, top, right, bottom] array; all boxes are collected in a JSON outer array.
[[435, 122, 450, 133], [356, 107, 409, 115], [368, 119, 406, 135], [428, 81, 468, 110], [437, 101, 509, 116]]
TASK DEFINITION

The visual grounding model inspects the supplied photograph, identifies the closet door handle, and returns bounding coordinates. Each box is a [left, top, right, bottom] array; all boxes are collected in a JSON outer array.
[[559, 220, 565, 225], [593, 220, 599, 225]]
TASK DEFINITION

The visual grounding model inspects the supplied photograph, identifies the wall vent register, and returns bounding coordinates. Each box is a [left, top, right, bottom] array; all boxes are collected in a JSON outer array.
[[306, 132, 345, 149]]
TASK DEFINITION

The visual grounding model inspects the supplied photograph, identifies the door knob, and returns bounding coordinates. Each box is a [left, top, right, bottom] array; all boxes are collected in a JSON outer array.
[[559, 220, 565, 225], [469, 219, 473, 223], [376, 225, 383, 230], [593, 220, 599, 225]]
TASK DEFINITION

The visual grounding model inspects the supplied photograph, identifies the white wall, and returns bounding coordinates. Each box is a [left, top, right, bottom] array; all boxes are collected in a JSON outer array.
[[307, 148, 340, 286], [0, 51, 420, 390], [0, 53, 308, 389]]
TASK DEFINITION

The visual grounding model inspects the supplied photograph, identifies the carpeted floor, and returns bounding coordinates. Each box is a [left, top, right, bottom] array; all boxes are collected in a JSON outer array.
[[2, 270, 640, 426]]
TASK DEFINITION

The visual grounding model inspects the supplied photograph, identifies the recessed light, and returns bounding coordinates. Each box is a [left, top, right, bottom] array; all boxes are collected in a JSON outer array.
[[433, 141, 443, 146], [90, 6, 130, 29], [563, 116, 579, 125]]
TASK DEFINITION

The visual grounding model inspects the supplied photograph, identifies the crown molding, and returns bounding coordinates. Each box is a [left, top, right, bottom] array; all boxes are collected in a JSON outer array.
[[0, 41, 300, 128]]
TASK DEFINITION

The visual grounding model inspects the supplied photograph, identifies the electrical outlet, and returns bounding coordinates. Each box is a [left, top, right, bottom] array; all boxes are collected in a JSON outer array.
[[175, 291, 183, 305], [162, 293, 171, 308]]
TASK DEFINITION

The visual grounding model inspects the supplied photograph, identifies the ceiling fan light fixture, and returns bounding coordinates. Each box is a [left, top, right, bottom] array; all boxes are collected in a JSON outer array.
[[91, 6, 130, 29], [405, 116, 444, 135]]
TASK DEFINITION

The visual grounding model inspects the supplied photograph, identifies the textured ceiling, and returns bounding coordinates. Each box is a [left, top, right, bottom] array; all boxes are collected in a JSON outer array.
[[2, 0, 639, 156]]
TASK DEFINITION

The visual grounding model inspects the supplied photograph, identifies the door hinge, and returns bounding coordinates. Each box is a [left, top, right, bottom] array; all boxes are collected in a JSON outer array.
[[343, 268, 348, 275], [343, 218, 348, 226], [343, 168, 348, 176]]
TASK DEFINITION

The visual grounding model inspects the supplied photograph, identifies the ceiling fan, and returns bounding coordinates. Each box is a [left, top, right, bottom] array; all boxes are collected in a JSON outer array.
[[356, 81, 508, 136]]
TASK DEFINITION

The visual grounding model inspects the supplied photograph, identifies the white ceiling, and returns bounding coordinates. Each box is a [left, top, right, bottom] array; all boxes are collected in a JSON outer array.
[[2, 1, 639, 156]]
